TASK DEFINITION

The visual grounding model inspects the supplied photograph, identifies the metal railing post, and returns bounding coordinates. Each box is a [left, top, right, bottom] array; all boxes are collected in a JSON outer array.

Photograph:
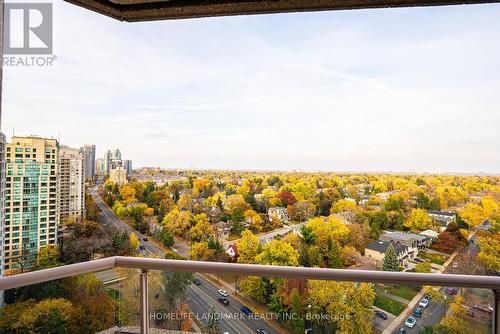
[[495, 290, 499, 334], [140, 269, 149, 334]]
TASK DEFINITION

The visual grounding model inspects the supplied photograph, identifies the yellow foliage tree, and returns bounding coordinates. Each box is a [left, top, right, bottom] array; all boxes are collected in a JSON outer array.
[[236, 230, 260, 264], [460, 203, 488, 228], [404, 208, 432, 232], [255, 239, 300, 266], [308, 280, 375, 334], [120, 184, 137, 205], [190, 242, 215, 261], [244, 209, 263, 231], [129, 233, 140, 252]]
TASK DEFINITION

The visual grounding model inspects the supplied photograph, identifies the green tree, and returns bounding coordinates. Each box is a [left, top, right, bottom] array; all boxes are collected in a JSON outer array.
[[158, 227, 175, 247], [327, 239, 343, 269], [289, 289, 306, 334], [206, 304, 220, 333], [382, 243, 401, 272]]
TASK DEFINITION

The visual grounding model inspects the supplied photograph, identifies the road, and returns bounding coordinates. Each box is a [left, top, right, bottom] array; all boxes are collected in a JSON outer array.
[[90, 187, 278, 334], [224, 221, 307, 248], [394, 294, 447, 334]]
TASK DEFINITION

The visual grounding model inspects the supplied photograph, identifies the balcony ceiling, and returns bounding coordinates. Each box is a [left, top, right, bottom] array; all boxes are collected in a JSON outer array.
[[66, 0, 499, 22]]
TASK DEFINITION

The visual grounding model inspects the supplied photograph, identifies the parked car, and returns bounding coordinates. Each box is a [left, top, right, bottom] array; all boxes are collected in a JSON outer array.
[[240, 306, 253, 315], [418, 298, 429, 308], [445, 287, 457, 295], [394, 328, 406, 334], [218, 289, 229, 297], [218, 297, 229, 306], [139, 245, 145, 250], [143, 238, 149, 242], [193, 278, 201, 286], [256, 330, 269, 334], [404, 316, 417, 328], [473, 304, 493, 314], [375, 311, 388, 320], [412, 307, 423, 317], [452, 262, 458, 269]]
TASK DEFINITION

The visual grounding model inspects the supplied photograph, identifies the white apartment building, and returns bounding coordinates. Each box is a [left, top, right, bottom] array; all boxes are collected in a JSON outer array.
[[59, 146, 86, 224]]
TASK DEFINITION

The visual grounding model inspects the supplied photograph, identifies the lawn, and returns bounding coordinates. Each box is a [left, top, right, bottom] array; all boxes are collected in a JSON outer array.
[[420, 252, 449, 265], [386, 285, 420, 301], [374, 294, 406, 316]]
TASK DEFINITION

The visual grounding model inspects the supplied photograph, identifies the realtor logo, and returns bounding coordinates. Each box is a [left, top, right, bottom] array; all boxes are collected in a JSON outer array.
[[4, 3, 53, 55]]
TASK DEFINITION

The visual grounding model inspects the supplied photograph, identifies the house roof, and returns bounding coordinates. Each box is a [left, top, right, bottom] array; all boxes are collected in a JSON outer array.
[[419, 229, 439, 238], [366, 240, 407, 255], [428, 210, 456, 217], [65, 0, 499, 22], [382, 230, 427, 242]]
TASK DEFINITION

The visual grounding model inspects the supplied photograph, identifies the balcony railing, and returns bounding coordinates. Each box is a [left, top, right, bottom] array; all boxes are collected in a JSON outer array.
[[0, 256, 499, 334]]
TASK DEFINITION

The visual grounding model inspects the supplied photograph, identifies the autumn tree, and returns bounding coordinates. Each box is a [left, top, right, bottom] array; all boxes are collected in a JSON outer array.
[[36, 245, 62, 269], [162, 207, 193, 236], [278, 191, 297, 206], [120, 184, 137, 204], [308, 280, 375, 334], [244, 209, 263, 231], [459, 203, 488, 229], [19, 298, 75, 334], [256, 239, 300, 266], [433, 222, 467, 254], [190, 241, 216, 261], [405, 208, 432, 232], [189, 213, 213, 242], [129, 233, 140, 252], [178, 193, 194, 211], [236, 230, 260, 264], [224, 194, 251, 215], [307, 215, 350, 251], [477, 231, 500, 272]]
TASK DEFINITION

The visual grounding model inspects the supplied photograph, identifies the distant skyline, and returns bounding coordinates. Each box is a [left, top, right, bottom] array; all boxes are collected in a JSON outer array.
[[2, 2, 500, 173]]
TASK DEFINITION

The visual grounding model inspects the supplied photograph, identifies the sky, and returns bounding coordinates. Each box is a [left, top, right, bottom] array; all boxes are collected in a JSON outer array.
[[2, 1, 500, 173]]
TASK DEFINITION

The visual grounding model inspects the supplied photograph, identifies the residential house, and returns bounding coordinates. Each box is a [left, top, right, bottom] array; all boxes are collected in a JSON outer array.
[[226, 243, 238, 261], [379, 230, 430, 258], [268, 207, 289, 223], [365, 240, 409, 269], [428, 210, 456, 230]]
